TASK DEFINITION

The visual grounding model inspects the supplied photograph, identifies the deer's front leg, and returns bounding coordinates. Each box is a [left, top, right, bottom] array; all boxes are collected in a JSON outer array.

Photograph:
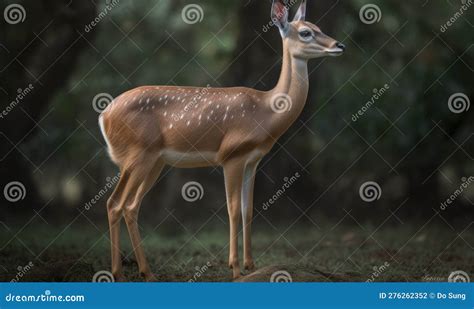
[[242, 161, 258, 271], [223, 159, 245, 279]]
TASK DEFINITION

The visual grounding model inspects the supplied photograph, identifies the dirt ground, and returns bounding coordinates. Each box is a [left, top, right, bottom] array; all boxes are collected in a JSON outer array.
[[1, 219, 473, 282]]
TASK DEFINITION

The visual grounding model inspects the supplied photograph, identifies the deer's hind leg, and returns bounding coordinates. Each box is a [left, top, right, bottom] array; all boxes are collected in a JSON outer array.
[[121, 156, 164, 281], [107, 152, 164, 282], [106, 169, 130, 282]]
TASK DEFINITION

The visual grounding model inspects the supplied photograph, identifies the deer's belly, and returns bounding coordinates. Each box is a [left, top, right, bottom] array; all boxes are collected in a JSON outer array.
[[160, 149, 218, 168]]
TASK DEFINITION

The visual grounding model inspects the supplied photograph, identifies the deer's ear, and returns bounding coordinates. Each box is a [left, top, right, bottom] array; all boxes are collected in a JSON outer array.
[[293, 0, 306, 22], [271, 0, 289, 36]]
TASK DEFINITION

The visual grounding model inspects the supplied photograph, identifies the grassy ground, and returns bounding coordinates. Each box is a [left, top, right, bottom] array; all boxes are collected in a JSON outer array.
[[1, 218, 473, 282]]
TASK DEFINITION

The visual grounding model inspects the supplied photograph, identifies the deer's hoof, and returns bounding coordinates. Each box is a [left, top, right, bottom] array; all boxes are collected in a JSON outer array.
[[113, 273, 127, 282], [244, 260, 255, 271], [232, 268, 242, 280]]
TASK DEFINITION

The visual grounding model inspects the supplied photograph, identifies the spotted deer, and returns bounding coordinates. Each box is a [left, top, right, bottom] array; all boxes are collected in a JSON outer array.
[[99, 0, 345, 281]]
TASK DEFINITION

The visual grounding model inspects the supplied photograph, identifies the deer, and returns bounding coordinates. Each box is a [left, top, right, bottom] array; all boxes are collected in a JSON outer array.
[[99, 0, 345, 281]]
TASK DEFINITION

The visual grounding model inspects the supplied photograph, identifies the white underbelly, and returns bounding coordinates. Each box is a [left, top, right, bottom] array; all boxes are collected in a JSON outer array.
[[160, 150, 218, 167]]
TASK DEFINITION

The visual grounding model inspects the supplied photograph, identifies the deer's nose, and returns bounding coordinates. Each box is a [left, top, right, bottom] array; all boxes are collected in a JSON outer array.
[[335, 42, 346, 51]]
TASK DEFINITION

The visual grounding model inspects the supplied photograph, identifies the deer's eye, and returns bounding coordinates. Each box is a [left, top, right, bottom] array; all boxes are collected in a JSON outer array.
[[299, 30, 312, 39]]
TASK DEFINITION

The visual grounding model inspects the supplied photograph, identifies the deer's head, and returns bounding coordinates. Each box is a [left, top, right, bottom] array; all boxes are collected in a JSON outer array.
[[272, 0, 345, 59]]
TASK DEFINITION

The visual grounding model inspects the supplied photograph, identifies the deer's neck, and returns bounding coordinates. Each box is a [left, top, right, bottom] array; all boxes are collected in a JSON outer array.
[[269, 41, 309, 137]]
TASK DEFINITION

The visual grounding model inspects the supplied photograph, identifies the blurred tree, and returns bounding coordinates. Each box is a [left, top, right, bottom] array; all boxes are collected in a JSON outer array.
[[0, 0, 97, 210]]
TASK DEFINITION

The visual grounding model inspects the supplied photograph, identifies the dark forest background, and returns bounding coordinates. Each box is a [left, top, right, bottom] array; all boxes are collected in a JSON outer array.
[[0, 0, 472, 282]]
